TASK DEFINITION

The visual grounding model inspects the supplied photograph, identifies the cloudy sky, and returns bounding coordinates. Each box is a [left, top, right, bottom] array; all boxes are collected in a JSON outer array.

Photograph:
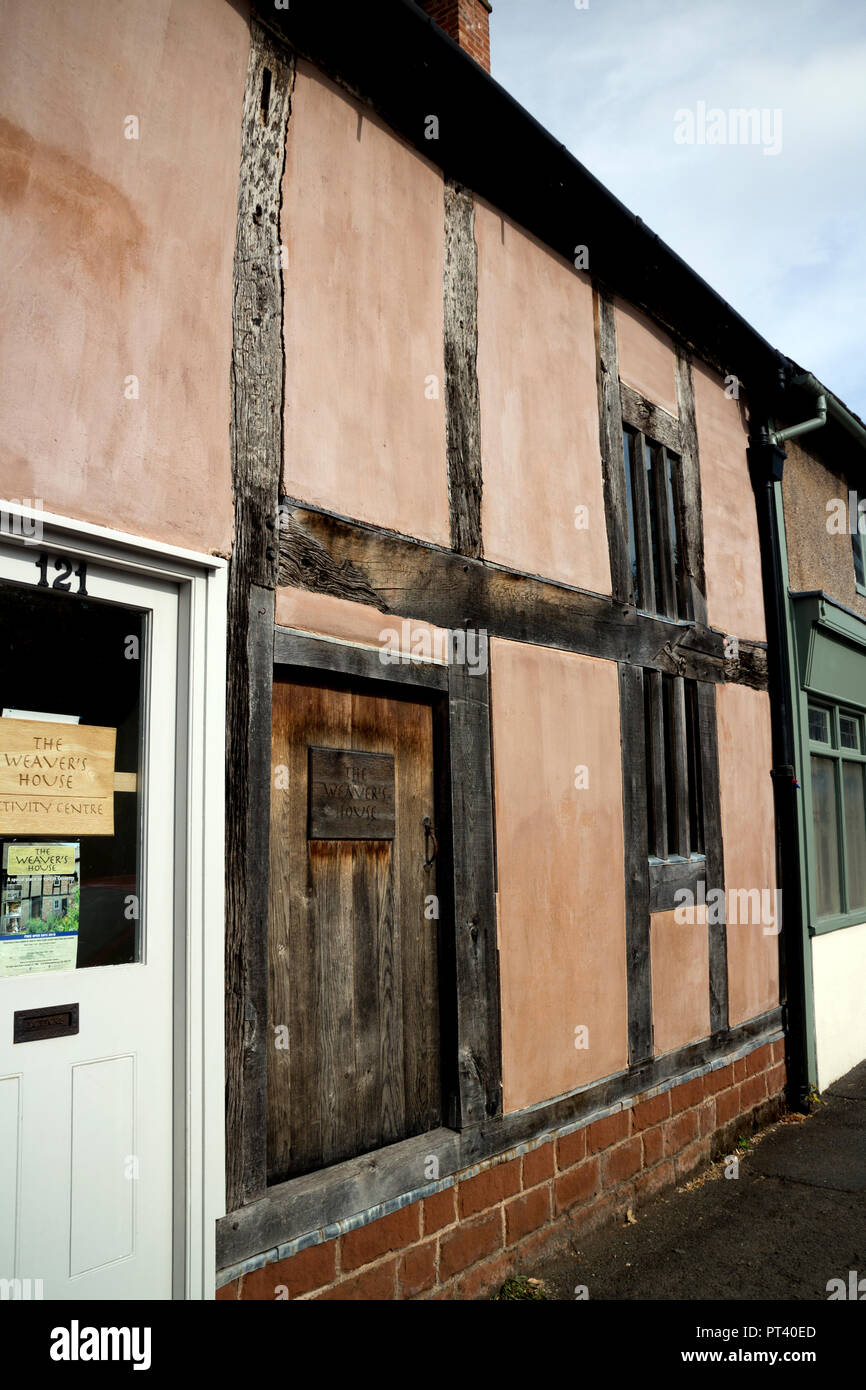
[[489, 0, 866, 417]]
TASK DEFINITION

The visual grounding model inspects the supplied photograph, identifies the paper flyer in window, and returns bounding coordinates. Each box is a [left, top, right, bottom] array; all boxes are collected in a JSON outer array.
[[0, 840, 80, 977]]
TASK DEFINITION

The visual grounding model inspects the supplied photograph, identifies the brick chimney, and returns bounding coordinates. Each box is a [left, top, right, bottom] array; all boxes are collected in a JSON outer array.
[[417, 0, 492, 72]]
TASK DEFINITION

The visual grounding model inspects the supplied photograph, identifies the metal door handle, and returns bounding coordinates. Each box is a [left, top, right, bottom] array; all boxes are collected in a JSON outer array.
[[423, 817, 438, 870]]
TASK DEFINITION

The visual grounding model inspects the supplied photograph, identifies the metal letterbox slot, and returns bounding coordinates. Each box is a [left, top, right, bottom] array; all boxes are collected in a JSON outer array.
[[13, 1003, 79, 1043]]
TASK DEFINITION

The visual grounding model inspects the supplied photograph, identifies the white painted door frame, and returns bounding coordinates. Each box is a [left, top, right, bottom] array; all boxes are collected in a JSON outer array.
[[0, 502, 226, 1300]]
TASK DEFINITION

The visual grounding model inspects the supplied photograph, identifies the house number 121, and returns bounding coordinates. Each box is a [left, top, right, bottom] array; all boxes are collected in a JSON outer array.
[[35, 553, 88, 594]]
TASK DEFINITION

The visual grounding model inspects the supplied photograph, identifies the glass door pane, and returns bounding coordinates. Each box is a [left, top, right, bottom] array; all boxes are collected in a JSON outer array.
[[0, 584, 144, 973]]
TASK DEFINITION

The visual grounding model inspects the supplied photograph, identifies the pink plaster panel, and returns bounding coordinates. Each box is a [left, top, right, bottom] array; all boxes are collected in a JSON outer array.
[[475, 203, 611, 594], [491, 638, 628, 1112], [614, 300, 678, 417], [274, 588, 448, 661], [693, 362, 767, 642], [0, 0, 247, 553], [716, 684, 780, 1026], [650, 907, 710, 1055], [280, 63, 449, 546]]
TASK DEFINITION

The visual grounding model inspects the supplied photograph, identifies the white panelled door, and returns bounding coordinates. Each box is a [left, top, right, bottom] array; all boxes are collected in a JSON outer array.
[[0, 539, 177, 1298]]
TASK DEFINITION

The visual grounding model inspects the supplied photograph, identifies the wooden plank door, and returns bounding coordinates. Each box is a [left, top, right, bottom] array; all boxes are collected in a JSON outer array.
[[267, 675, 442, 1183]]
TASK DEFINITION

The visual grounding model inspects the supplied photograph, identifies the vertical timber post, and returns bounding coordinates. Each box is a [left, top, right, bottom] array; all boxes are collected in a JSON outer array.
[[443, 181, 483, 558], [226, 19, 294, 1212]]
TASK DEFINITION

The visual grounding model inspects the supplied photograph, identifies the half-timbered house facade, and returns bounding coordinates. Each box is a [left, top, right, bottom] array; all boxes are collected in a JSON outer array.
[[1, 0, 861, 1301]]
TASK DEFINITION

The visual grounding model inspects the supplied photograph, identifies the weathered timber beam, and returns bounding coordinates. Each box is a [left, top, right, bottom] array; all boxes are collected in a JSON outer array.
[[226, 21, 295, 1212], [443, 182, 483, 557], [674, 347, 708, 626], [276, 509, 384, 607], [277, 502, 768, 689], [620, 381, 681, 454], [619, 662, 652, 1063], [697, 681, 729, 1035], [594, 287, 632, 604]]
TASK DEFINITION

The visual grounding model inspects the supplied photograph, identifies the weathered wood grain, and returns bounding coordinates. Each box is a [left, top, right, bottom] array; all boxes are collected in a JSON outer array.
[[267, 677, 440, 1182], [277, 503, 769, 689], [648, 856, 708, 914], [620, 381, 681, 454], [669, 675, 690, 856], [276, 510, 384, 607], [674, 348, 708, 626], [226, 21, 295, 1210], [696, 680, 728, 1035], [273, 626, 449, 691], [447, 637, 501, 1125], [619, 661, 653, 1064], [654, 622, 769, 690], [645, 668, 668, 860], [594, 287, 632, 603], [444, 182, 483, 557]]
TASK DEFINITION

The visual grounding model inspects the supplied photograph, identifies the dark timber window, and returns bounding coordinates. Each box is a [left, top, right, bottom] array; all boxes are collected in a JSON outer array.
[[644, 670, 704, 861], [623, 426, 692, 620]]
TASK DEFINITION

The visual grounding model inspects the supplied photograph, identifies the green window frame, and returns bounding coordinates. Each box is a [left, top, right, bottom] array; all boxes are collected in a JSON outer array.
[[807, 701, 866, 929], [853, 530, 866, 598]]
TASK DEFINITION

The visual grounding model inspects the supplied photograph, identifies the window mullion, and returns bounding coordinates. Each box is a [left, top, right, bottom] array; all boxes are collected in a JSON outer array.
[[833, 751, 850, 914], [828, 710, 848, 913], [646, 669, 667, 859], [632, 431, 655, 612], [669, 452, 692, 621], [652, 444, 677, 619], [670, 675, 690, 857]]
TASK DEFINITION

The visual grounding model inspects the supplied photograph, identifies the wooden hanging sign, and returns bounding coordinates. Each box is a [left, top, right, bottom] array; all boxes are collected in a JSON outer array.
[[0, 717, 117, 835]]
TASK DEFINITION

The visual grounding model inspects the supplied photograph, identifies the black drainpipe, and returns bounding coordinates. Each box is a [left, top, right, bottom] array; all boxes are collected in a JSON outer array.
[[747, 421, 812, 1112]]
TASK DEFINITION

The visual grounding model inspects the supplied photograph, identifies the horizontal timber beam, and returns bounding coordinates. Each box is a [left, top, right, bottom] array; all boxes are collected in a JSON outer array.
[[277, 502, 768, 689], [620, 382, 681, 454]]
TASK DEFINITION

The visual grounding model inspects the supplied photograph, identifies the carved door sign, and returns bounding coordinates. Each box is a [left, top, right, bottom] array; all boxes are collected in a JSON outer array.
[[308, 747, 396, 840]]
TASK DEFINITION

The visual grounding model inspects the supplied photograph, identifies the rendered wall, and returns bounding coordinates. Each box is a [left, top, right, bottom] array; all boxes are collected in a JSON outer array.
[[280, 63, 449, 547], [812, 921, 866, 1091], [274, 587, 448, 662], [490, 638, 627, 1111], [615, 301, 678, 418], [693, 363, 766, 643], [475, 204, 611, 594], [0, 0, 247, 553], [650, 908, 710, 1055], [716, 683, 780, 1026]]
